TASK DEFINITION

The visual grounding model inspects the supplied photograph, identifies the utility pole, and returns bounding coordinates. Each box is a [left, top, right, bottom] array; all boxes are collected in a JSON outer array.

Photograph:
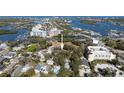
[[60, 34, 64, 50]]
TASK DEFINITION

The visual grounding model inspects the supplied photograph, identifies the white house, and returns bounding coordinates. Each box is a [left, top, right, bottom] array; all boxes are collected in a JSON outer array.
[[87, 46, 116, 62], [79, 58, 91, 77], [92, 38, 99, 45], [35, 64, 42, 76], [64, 62, 70, 69], [53, 65, 61, 74], [0, 43, 8, 50], [79, 66, 91, 77], [13, 44, 25, 51], [4, 52, 16, 59], [46, 59, 54, 65], [64, 58, 70, 69], [35, 64, 49, 75], [38, 50, 45, 62], [47, 46, 53, 54], [21, 64, 33, 73]]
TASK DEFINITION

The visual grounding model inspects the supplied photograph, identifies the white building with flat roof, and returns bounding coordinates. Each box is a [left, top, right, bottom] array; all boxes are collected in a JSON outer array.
[[30, 24, 47, 38], [92, 38, 99, 45], [0, 43, 8, 50], [30, 25, 62, 38], [87, 46, 116, 62]]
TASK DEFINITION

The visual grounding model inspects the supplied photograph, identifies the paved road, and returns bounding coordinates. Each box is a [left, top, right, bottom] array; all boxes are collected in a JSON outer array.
[[74, 33, 92, 39]]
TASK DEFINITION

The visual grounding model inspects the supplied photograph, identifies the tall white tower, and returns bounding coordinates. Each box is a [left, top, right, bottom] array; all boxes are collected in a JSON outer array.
[[61, 34, 64, 50]]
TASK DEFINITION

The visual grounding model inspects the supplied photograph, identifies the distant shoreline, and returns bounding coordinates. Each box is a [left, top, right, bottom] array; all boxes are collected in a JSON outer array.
[[0, 30, 17, 35]]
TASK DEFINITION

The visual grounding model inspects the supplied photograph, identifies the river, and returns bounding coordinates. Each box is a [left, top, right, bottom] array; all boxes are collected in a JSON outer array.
[[70, 19, 124, 36]]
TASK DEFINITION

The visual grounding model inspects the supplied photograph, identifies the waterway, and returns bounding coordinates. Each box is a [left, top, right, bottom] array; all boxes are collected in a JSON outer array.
[[0, 16, 124, 41], [0, 29, 29, 41], [70, 19, 124, 36]]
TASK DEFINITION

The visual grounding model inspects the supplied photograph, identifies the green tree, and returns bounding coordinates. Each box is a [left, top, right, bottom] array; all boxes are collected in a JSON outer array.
[[70, 52, 81, 77], [58, 67, 73, 77], [53, 54, 65, 66], [0, 72, 11, 77], [27, 44, 37, 52], [20, 69, 35, 77]]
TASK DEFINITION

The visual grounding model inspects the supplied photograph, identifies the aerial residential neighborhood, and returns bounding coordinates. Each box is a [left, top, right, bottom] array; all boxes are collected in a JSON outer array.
[[1, 0, 124, 93], [0, 16, 124, 77]]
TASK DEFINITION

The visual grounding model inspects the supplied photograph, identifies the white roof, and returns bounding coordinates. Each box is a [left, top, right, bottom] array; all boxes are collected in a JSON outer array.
[[93, 51, 111, 55], [32, 27, 42, 32], [0, 43, 8, 49], [88, 46, 111, 55], [21, 64, 32, 72], [53, 65, 61, 74], [88, 46, 109, 51], [47, 59, 54, 65]]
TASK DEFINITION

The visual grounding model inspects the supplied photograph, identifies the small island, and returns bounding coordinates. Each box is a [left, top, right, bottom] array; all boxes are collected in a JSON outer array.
[[107, 18, 124, 26], [0, 30, 17, 35], [0, 18, 32, 35], [80, 20, 97, 25]]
